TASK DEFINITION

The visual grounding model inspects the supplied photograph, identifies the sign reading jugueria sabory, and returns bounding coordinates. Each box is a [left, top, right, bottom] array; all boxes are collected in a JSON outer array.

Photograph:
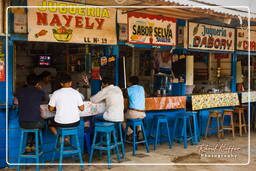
[[27, 0, 117, 44], [188, 22, 235, 51]]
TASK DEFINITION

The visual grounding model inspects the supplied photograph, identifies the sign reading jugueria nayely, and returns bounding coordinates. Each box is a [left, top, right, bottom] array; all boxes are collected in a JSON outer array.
[[128, 13, 176, 46], [27, 0, 117, 44], [188, 22, 235, 51]]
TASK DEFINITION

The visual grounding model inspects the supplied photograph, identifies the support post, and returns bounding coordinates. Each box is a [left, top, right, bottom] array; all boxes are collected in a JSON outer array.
[[112, 45, 119, 86], [231, 52, 237, 92]]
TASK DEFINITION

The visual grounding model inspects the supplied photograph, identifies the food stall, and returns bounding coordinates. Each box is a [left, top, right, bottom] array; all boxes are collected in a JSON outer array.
[[236, 28, 256, 130], [116, 11, 188, 141], [186, 22, 240, 135], [5, 0, 120, 164]]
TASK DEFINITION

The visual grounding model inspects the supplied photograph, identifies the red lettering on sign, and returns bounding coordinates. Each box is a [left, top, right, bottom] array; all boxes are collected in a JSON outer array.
[[85, 17, 94, 29], [220, 39, 226, 50], [62, 15, 73, 27], [95, 18, 104, 29], [214, 38, 220, 49], [227, 40, 232, 50], [36, 12, 48, 25], [200, 37, 207, 47], [250, 41, 256, 51], [49, 14, 62, 26], [243, 41, 248, 50], [75, 16, 83, 28], [193, 36, 200, 47], [208, 37, 214, 48]]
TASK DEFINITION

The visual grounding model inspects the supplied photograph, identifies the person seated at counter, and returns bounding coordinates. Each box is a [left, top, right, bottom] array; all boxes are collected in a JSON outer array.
[[39, 71, 53, 100], [48, 73, 84, 143], [90, 77, 124, 122], [122, 76, 146, 140], [16, 74, 46, 152]]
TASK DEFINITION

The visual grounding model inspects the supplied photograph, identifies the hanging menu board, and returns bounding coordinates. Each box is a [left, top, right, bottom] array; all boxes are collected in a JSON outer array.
[[236, 28, 256, 51], [100, 56, 116, 82], [128, 12, 176, 46], [188, 22, 235, 51]]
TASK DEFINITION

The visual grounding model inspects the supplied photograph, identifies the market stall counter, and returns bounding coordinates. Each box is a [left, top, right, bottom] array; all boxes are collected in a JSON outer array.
[[240, 91, 256, 130], [137, 96, 187, 141], [189, 92, 240, 136], [5, 101, 106, 165]]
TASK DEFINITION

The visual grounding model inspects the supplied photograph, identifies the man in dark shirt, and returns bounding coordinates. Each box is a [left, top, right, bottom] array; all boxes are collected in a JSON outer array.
[[16, 74, 45, 152]]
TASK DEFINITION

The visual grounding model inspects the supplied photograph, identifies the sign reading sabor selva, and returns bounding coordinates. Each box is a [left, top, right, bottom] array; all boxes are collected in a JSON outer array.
[[28, 0, 117, 44], [128, 13, 176, 46], [188, 22, 235, 51]]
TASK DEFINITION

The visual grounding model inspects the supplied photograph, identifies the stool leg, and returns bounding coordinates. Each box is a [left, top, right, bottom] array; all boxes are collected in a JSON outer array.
[[58, 135, 64, 171], [150, 119, 155, 139], [165, 121, 172, 148], [75, 133, 84, 169], [216, 117, 220, 140], [89, 131, 97, 163], [154, 120, 160, 150], [124, 124, 129, 143], [173, 119, 178, 141], [192, 115, 198, 144], [222, 115, 225, 137], [113, 130, 121, 162], [17, 131, 24, 171], [118, 123, 125, 158], [35, 131, 40, 171], [98, 135, 103, 160], [231, 114, 235, 138], [51, 133, 59, 163], [132, 124, 136, 156], [220, 116, 224, 138], [183, 118, 188, 148], [141, 123, 150, 153], [187, 118, 193, 144], [239, 112, 242, 136], [205, 116, 211, 138], [242, 113, 247, 134], [106, 132, 111, 169]]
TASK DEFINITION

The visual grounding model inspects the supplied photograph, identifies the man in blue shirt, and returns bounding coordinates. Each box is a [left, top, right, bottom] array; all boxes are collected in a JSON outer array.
[[123, 76, 146, 140]]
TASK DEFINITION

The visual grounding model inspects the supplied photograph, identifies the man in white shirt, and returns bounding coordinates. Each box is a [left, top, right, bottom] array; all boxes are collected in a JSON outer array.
[[90, 77, 124, 122], [48, 73, 84, 136]]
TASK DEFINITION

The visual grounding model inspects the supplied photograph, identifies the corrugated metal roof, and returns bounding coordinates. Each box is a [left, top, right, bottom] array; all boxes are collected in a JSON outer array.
[[165, 0, 256, 18]]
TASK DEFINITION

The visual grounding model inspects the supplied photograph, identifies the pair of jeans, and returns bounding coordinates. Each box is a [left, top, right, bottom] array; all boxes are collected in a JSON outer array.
[[19, 120, 45, 145]]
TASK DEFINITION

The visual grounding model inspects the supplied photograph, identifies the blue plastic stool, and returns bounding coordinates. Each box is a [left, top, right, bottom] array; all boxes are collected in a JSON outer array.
[[187, 112, 200, 144], [51, 127, 84, 171], [17, 129, 43, 171], [173, 113, 193, 148], [89, 122, 121, 169], [124, 119, 150, 156], [150, 115, 172, 150]]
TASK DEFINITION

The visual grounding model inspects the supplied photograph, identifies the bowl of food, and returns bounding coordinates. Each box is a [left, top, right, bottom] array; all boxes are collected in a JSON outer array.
[[52, 27, 73, 42]]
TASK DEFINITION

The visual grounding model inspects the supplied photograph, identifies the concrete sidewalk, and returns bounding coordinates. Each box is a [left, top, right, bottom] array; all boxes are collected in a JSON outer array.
[[4, 132, 255, 171]]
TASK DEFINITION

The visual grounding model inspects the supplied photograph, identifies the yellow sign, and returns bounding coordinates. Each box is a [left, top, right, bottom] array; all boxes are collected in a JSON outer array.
[[128, 13, 176, 46], [27, 0, 117, 44], [188, 22, 235, 51]]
